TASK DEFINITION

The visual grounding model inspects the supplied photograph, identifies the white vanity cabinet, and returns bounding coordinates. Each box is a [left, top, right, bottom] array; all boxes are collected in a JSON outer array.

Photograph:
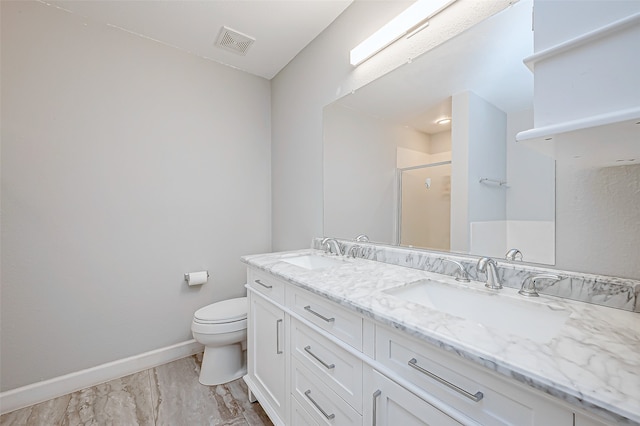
[[246, 270, 288, 426], [244, 266, 615, 426]]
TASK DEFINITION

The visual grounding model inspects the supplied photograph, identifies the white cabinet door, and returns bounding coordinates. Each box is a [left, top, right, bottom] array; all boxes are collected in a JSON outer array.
[[247, 291, 287, 425], [370, 370, 463, 426]]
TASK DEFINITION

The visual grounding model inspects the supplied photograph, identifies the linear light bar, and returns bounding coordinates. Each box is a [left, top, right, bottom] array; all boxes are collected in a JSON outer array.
[[350, 0, 456, 66]]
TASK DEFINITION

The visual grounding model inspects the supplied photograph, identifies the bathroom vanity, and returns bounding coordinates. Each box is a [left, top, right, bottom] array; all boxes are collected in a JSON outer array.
[[242, 246, 640, 426]]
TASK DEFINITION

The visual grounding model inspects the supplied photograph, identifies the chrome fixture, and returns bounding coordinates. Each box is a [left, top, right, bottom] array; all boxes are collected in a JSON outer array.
[[519, 274, 562, 297], [347, 245, 362, 258], [321, 237, 342, 256], [304, 305, 335, 323], [441, 259, 470, 282], [477, 257, 502, 289], [355, 234, 370, 242], [479, 177, 508, 187], [505, 248, 523, 261], [408, 358, 483, 402]]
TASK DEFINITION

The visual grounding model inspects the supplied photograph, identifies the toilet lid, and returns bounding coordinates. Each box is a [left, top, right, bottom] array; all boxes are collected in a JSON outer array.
[[194, 297, 247, 324]]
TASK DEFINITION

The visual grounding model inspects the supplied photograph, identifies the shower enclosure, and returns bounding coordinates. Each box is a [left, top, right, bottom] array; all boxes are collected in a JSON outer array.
[[396, 161, 452, 250]]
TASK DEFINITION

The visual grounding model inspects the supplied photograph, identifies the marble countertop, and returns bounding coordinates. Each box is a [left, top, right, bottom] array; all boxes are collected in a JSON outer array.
[[242, 249, 640, 424]]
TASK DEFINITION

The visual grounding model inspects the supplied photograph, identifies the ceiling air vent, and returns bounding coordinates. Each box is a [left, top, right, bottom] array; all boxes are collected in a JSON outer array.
[[215, 26, 255, 56]]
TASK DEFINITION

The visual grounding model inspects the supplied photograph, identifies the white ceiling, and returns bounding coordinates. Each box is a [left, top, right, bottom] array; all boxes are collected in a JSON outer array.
[[49, 0, 353, 80]]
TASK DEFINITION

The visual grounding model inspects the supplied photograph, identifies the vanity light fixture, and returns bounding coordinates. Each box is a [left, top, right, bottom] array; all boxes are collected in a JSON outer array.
[[350, 0, 457, 66], [436, 117, 451, 125]]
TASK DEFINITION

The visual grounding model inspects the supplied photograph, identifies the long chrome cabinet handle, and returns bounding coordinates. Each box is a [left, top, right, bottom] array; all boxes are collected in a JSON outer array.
[[303, 305, 335, 323], [254, 279, 272, 289], [304, 346, 335, 370], [372, 389, 382, 426], [276, 319, 283, 354], [408, 358, 483, 402], [304, 390, 335, 420]]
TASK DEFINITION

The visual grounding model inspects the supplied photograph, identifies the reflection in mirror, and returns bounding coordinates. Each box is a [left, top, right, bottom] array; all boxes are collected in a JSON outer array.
[[399, 161, 451, 250], [323, 0, 556, 265]]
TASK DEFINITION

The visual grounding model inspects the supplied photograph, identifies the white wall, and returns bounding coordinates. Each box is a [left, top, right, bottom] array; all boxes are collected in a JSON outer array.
[[1, 1, 271, 391], [506, 108, 555, 221], [271, 0, 513, 250], [451, 91, 507, 252], [556, 164, 640, 278]]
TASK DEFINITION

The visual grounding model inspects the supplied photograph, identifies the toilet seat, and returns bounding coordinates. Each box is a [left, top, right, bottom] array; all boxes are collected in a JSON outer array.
[[192, 297, 248, 334], [194, 297, 247, 324]]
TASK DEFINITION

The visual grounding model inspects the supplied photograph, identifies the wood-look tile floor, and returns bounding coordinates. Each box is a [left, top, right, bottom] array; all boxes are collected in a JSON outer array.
[[0, 354, 273, 426]]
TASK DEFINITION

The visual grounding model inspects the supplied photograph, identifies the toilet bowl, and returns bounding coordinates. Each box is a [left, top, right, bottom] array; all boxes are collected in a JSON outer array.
[[191, 297, 248, 386]]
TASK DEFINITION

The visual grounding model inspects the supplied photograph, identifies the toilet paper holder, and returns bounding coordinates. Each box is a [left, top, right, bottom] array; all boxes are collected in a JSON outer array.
[[184, 271, 210, 280], [184, 271, 210, 286]]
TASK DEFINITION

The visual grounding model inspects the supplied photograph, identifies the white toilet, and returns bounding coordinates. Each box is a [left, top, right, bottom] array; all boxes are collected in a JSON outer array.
[[191, 296, 248, 386]]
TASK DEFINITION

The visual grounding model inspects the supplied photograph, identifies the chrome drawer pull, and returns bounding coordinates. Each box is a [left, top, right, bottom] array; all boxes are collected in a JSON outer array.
[[408, 358, 483, 402], [372, 389, 382, 426], [304, 346, 335, 370], [276, 319, 283, 354], [304, 390, 335, 420], [254, 279, 272, 289], [303, 305, 335, 323]]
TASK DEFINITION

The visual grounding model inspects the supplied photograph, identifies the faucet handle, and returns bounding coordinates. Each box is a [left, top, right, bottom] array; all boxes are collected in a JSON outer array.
[[441, 259, 470, 282], [354, 234, 370, 242], [519, 274, 562, 297], [505, 248, 523, 261], [347, 245, 361, 258]]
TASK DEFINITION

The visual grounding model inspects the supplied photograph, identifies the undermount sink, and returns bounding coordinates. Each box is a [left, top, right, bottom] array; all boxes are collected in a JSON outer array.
[[385, 279, 571, 343], [281, 254, 346, 270]]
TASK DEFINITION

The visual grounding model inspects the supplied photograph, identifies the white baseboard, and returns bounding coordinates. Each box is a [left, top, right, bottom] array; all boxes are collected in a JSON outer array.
[[0, 339, 203, 415]]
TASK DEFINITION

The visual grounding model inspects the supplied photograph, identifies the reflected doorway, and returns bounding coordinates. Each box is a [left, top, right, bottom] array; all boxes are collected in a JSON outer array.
[[397, 161, 452, 250]]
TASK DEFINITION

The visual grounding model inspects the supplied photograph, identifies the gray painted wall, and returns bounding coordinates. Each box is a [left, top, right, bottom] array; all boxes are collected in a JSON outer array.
[[1, 1, 271, 390]]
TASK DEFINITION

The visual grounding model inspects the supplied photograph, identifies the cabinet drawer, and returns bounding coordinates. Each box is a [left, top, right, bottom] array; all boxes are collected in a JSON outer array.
[[371, 369, 463, 426], [247, 268, 286, 305], [291, 318, 363, 413], [292, 358, 362, 426], [291, 396, 320, 426], [375, 325, 572, 426], [290, 287, 363, 350]]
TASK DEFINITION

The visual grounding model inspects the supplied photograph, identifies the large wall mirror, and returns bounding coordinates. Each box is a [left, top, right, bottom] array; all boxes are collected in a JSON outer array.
[[323, 0, 557, 265]]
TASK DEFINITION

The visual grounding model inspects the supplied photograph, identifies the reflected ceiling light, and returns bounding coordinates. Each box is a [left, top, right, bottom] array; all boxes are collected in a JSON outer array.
[[350, 0, 457, 66], [436, 118, 452, 125]]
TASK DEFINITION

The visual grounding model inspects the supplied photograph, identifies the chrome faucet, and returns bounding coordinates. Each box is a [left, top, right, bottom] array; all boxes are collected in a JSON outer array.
[[505, 248, 523, 261], [477, 257, 502, 289], [354, 234, 370, 242], [321, 238, 343, 256], [441, 259, 470, 282], [519, 274, 562, 297]]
